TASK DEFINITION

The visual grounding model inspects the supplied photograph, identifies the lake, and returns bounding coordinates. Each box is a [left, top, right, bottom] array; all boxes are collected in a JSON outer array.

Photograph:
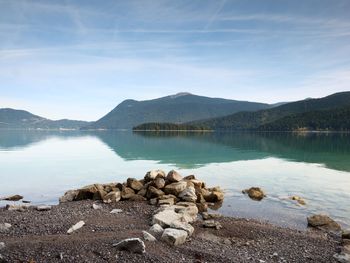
[[0, 130, 349, 229]]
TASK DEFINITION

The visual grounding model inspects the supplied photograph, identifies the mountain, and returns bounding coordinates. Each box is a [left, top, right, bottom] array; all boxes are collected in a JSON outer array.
[[189, 91, 350, 130], [0, 108, 90, 130], [83, 93, 273, 130], [257, 106, 350, 131]]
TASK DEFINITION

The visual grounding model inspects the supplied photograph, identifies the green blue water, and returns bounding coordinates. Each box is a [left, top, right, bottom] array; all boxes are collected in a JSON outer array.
[[0, 130, 349, 229]]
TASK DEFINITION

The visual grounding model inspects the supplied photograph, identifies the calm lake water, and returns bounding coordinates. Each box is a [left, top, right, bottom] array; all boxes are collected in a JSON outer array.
[[0, 130, 349, 229]]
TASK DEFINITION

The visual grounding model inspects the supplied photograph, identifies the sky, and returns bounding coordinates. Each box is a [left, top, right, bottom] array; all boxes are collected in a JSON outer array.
[[1, 0, 350, 121]]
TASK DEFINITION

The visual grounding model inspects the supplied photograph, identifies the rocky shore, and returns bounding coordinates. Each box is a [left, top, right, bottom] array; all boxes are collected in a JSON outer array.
[[0, 170, 348, 262]]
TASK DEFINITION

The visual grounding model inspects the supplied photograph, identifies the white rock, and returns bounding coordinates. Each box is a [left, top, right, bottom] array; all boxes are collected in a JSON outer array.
[[142, 231, 157, 242], [149, 224, 164, 236], [334, 253, 350, 263], [113, 238, 145, 254], [36, 205, 52, 211], [161, 228, 188, 246], [178, 187, 197, 202], [0, 223, 11, 233], [110, 209, 123, 214], [152, 209, 183, 228], [0, 242, 5, 251], [169, 221, 194, 236], [67, 221, 85, 234], [92, 203, 102, 210]]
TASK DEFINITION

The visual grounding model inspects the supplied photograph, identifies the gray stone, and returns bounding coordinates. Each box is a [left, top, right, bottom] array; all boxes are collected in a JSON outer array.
[[161, 228, 188, 246], [153, 178, 166, 189], [242, 187, 265, 201], [333, 253, 350, 263], [113, 238, 145, 254], [169, 221, 194, 236], [103, 191, 121, 203], [152, 209, 183, 228], [110, 209, 123, 214], [36, 205, 52, 211], [178, 187, 197, 202], [149, 224, 164, 236], [67, 220, 85, 234], [0, 223, 11, 233], [92, 203, 102, 210], [142, 231, 157, 242], [0, 242, 5, 251]]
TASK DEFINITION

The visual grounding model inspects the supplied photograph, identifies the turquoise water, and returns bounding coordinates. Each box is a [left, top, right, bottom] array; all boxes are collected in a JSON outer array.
[[0, 130, 349, 229]]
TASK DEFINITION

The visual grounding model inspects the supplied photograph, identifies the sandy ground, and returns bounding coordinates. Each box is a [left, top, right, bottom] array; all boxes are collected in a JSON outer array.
[[0, 200, 341, 263]]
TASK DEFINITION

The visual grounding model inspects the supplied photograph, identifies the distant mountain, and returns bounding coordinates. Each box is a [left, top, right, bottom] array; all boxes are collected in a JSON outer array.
[[189, 92, 350, 131], [82, 93, 273, 130], [0, 108, 90, 130]]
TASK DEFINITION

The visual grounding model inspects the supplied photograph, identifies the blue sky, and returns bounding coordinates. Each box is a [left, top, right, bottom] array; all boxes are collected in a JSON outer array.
[[1, 0, 350, 120]]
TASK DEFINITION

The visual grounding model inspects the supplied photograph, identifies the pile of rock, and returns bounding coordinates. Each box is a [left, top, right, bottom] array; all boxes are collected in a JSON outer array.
[[60, 169, 224, 213], [60, 169, 225, 247]]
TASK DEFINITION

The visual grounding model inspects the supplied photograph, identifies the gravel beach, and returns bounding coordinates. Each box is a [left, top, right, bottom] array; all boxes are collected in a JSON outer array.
[[0, 200, 341, 263]]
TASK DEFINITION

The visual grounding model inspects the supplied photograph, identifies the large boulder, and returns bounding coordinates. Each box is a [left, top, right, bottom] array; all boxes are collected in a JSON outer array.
[[149, 224, 164, 236], [161, 228, 188, 246], [201, 188, 224, 202], [166, 170, 183, 183], [59, 190, 78, 203], [169, 221, 194, 236], [121, 186, 135, 200], [178, 187, 197, 202], [103, 190, 121, 203], [307, 214, 341, 232], [243, 187, 265, 201], [113, 238, 145, 254], [145, 170, 166, 182], [164, 181, 187, 196], [146, 186, 165, 199], [74, 184, 106, 201], [152, 209, 183, 228], [126, 178, 143, 191], [153, 178, 166, 189]]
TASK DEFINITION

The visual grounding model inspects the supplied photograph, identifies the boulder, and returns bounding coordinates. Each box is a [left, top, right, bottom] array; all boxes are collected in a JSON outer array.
[[342, 230, 350, 240], [59, 190, 78, 203], [290, 195, 306, 205], [146, 186, 165, 199], [142, 231, 157, 242], [161, 228, 188, 246], [128, 194, 147, 201], [36, 205, 52, 211], [75, 184, 105, 201], [307, 214, 341, 232], [103, 183, 118, 193], [203, 220, 222, 230], [164, 181, 187, 196], [145, 170, 166, 182], [153, 178, 166, 189], [1, 194, 23, 201], [166, 170, 183, 183], [183, 175, 195, 180], [152, 209, 183, 228], [243, 187, 265, 201], [103, 191, 121, 203], [113, 238, 145, 254], [137, 188, 147, 197], [67, 221, 85, 234], [0, 223, 11, 233], [333, 253, 350, 263], [5, 204, 27, 212], [169, 221, 194, 236], [126, 178, 143, 191], [178, 187, 197, 202], [189, 179, 205, 188], [149, 224, 164, 236], [149, 198, 158, 205], [121, 186, 135, 200], [158, 198, 175, 206], [196, 202, 208, 213]]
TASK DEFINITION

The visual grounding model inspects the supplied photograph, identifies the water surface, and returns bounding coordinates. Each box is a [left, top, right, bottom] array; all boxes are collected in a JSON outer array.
[[0, 130, 349, 229]]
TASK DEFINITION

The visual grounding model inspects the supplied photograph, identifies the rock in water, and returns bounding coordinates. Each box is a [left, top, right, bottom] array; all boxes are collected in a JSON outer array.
[[166, 170, 183, 182], [36, 205, 52, 211], [113, 238, 145, 254], [1, 194, 23, 201], [142, 231, 157, 242], [161, 228, 188, 246], [67, 221, 85, 234], [290, 195, 306, 205], [243, 187, 265, 201], [307, 214, 341, 232], [0, 223, 12, 233]]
